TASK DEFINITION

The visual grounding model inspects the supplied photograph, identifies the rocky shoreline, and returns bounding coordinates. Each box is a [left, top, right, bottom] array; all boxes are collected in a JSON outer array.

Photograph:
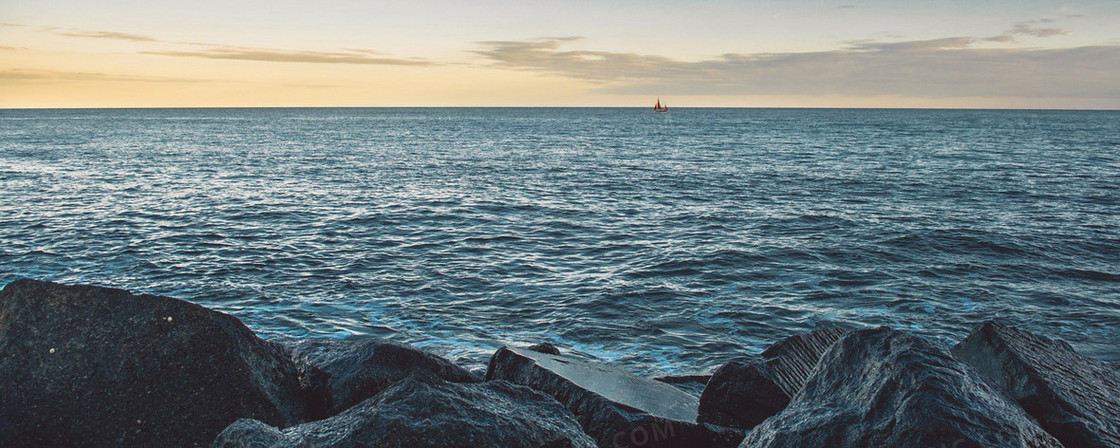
[[1, 279, 1116, 448]]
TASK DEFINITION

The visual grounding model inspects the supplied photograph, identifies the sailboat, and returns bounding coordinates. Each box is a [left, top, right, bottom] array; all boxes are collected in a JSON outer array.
[[654, 98, 668, 113]]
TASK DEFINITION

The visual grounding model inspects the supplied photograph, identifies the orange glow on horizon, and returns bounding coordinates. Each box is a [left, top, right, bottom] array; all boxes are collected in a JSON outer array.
[[3, 1, 1119, 109]]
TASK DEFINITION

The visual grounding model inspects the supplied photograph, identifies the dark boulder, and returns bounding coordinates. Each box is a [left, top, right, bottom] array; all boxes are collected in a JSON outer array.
[[757, 326, 850, 396], [528, 341, 562, 356], [952, 320, 1120, 448], [213, 419, 288, 448], [0, 279, 325, 448], [697, 356, 788, 430], [287, 335, 480, 414], [486, 346, 744, 448], [214, 375, 597, 448], [698, 327, 848, 430], [740, 327, 1063, 448]]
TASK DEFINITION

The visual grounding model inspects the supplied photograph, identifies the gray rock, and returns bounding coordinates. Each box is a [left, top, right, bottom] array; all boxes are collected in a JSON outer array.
[[652, 374, 711, 398], [214, 375, 597, 448], [0, 279, 325, 448], [698, 327, 848, 430], [757, 326, 850, 396], [652, 374, 711, 384], [287, 336, 481, 414], [952, 320, 1120, 448], [528, 341, 562, 356], [740, 327, 1063, 448], [697, 356, 788, 430], [214, 419, 289, 448], [486, 346, 744, 448]]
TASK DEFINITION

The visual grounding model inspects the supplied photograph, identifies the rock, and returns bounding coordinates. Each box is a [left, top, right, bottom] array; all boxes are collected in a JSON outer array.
[[757, 326, 850, 396], [528, 341, 562, 356], [952, 320, 1120, 448], [0, 279, 325, 448], [213, 419, 288, 447], [740, 327, 1063, 448], [486, 346, 744, 448], [652, 374, 711, 398], [287, 336, 481, 414], [652, 374, 711, 384], [214, 375, 597, 448], [698, 327, 848, 430], [697, 356, 788, 430]]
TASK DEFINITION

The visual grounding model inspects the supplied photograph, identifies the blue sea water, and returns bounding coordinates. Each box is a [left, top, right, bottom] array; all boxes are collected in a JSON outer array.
[[1, 107, 1118, 375]]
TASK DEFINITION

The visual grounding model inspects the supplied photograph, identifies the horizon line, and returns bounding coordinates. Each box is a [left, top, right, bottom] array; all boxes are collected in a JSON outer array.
[[3, 105, 1119, 112]]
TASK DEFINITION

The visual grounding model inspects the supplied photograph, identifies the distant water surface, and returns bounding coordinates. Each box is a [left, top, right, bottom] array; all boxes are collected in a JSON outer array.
[[1, 107, 1118, 374]]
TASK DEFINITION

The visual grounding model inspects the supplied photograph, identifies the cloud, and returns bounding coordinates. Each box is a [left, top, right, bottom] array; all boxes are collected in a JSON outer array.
[[24, 25, 432, 66], [983, 35, 1016, 43], [0, 70, 43, 80], [1009, 19, 1068, 38], [46, 28, 159, 42], [341, 48, 389, 56], [0, 68, 203, 83], [473, 37, 671, 81], [981, 18, 1070, 43], [472, 37, 1120, 99], [144, 46, 435, 65], [845, 37, 973, 52]]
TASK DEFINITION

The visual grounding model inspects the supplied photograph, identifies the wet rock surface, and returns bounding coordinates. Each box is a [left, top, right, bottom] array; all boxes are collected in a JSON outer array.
[[0, 279, 323, 448], [528, 341, 563, 355], [287, 335, 481, 414], [486, 346, 744, 448], [757, 326, 851, 396], [740, 327, 1064, 448], [652, 374, 711, 398], [214, 375, 597, 448], [698, 327, 848, 430], [698, 356, 788, 430], [953, 320, 1120, 448], [4, 279, 1116, 448]]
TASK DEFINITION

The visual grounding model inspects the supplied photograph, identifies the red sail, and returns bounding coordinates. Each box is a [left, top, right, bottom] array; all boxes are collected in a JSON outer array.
[[655, 99, 661, 110]]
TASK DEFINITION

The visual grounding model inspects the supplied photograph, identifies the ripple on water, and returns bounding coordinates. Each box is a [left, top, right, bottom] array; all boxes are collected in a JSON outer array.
[[2, 108, 1119, 374]]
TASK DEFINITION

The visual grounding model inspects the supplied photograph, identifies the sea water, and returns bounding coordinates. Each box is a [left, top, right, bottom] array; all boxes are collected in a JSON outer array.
[[1, 107, 1117, 374]]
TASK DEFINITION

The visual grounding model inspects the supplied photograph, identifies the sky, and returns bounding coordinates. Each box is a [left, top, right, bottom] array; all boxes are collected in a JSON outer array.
[[1, 0, 1119, 108]]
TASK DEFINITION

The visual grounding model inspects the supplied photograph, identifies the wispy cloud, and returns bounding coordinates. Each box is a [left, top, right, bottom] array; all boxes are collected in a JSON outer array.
[[1010, 19, 1068, 38], [983, 35, 1016, 43], [23, 24, 433, 66], [846, 37, 973, 52], [0, 68, 203, 83], [144, 46, 435, 66], [1059, 7, 1083, 18], [981, 18, 1070, 43], [474, 37, 671, 81], [341, 48, 390, 56], [473, 37, 1120, 99], [0, 70, 43, 80], [44, 27, 159, 42]]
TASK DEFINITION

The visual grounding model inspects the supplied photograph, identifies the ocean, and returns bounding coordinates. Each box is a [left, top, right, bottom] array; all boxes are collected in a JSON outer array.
[[1, 107, 1117, 375]]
